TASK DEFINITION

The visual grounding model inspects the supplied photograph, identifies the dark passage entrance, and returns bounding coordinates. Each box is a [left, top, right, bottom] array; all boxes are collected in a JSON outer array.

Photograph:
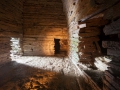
[[54, 39, 60, 54]]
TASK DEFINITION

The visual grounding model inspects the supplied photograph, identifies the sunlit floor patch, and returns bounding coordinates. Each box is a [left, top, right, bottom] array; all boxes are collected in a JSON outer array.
[[94, 56, 112, 71], [11, 56, 76, 76]]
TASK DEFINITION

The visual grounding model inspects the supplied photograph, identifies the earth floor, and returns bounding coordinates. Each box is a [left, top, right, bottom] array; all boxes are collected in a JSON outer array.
[[0, 56, 81, 90]]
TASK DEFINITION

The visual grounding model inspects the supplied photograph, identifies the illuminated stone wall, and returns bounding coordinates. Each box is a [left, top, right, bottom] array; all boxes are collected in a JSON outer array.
[[23, 0, 68, 56], [62, 0, 120, 90]]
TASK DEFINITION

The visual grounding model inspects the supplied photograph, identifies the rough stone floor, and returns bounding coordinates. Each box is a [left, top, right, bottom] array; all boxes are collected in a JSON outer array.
[[0, 56, 82, 90]]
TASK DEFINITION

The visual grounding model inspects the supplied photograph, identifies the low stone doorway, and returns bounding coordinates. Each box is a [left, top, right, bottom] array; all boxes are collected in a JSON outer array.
[[54, 39, 60, 54]]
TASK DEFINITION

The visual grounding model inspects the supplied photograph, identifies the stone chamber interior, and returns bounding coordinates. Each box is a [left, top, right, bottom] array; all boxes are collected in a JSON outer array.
[[0, 0, 120, 90]]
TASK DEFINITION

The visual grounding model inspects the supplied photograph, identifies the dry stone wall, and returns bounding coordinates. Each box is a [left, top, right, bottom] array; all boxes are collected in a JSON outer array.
[[0, 0, 24, 65], [62, 0, 103, 89], [102, 19, 120, 90], [62, 0, 120, 90], [62, 0, 103, 64], [23, 0, 68, 56]]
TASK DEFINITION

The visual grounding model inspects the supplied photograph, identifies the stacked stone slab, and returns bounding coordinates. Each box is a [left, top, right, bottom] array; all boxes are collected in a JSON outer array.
[[78, 17, 108, 65], [102, 19, 120, 90]]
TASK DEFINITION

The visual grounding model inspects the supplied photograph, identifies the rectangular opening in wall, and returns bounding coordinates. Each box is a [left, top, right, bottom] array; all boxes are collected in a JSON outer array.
[[54, 39, 60, 54], [10, 37, 22, 60], [54, 39, 68, 56]]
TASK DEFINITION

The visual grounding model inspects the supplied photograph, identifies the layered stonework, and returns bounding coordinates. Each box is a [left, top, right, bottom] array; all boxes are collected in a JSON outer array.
[[23, 0, 68, 56], [62, 0, 120, 90], [0, 0, 24, 65]]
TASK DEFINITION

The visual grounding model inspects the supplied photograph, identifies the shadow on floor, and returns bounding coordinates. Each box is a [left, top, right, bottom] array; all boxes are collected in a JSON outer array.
[[0, 61, 79, 90]]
